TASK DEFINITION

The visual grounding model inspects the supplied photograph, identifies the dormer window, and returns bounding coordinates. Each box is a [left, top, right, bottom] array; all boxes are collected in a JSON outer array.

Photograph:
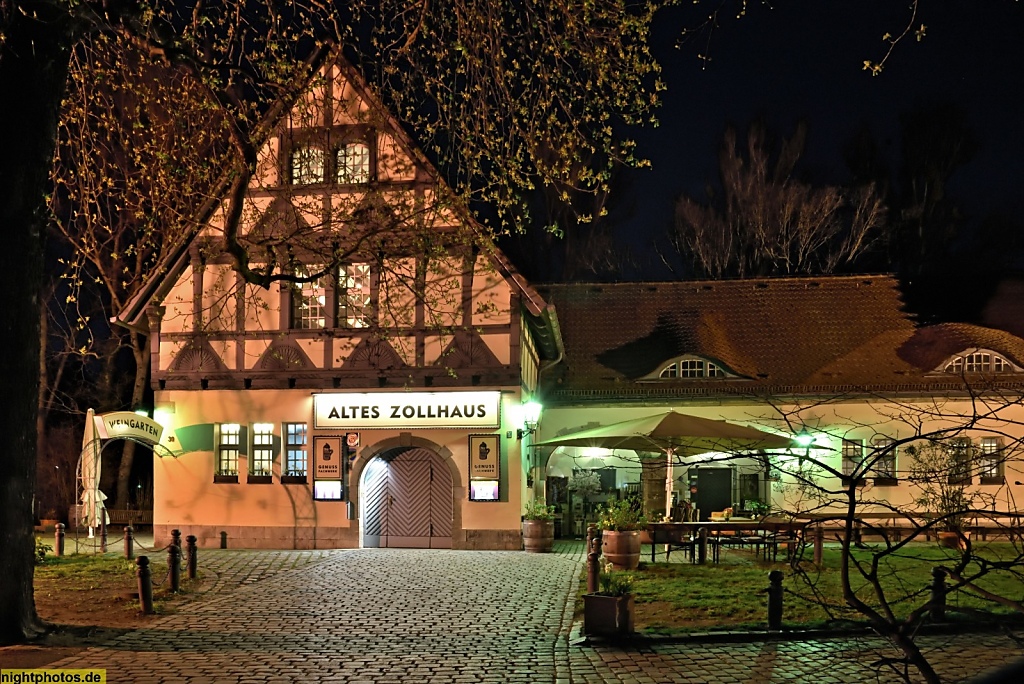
[[942, 349, 1017, 374], [652, 355, 731, 379], [290, 145, 325, 185]]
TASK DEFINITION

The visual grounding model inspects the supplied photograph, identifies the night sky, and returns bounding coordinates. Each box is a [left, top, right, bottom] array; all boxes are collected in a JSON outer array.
[[604, 1, 1024, 278]]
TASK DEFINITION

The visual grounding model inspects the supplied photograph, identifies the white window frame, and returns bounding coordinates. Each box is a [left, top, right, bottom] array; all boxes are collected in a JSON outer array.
[[871, 437, 897, 481], [841, 439, 863, 478], [336, 142, 371, 184], [284, 423, 308, 478], [656, 356, 729, 379], [217, 423, 241, 477], [290, 145, 325, 185], [339, 262, 372, 328], [250, 423, 274, 478], [291, 266, 329, 330], [979, 436, 1005, 483]]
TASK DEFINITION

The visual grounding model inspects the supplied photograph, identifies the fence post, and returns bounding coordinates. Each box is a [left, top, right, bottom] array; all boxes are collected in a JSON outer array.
[[767, 570, 784, 630], [136, 556, 154, 614], [186, 535, 198, 580], [168, 544, 181, 593], [124, 525, 134, 560], [54, 523, 65, 557], [930, 567, 946, 622]]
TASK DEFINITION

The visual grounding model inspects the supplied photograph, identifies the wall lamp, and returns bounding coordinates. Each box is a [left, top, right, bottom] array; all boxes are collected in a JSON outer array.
[[517, 400, 543, 440]]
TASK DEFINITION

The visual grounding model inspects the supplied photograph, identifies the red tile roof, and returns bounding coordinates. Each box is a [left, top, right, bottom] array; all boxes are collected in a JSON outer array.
[[537, 275, 1024, 403]]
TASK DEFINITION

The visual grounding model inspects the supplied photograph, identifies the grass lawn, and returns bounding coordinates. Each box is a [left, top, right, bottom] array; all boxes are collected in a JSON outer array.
[[603, 542, 1024, 634]]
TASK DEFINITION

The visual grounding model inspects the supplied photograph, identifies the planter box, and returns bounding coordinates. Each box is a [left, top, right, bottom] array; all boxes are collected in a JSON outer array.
[[583, 593, 634, 636]]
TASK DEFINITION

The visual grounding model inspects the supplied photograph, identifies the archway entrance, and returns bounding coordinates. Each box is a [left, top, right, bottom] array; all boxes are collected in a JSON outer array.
[[362, 447, 453, 548]]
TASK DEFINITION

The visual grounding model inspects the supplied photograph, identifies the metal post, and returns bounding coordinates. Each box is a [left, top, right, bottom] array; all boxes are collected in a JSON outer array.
[[587, 528, 600, 594], [124, 525, 134, 560], [186, 535, 198, 580], [54, 523, 65, 557], [100, 518, 107, 553], [767, 570, 784, 630], [171, 528, 182, 549], [168, 544, 181, 593], [930, 567, 946, 622], [698, 527, 708, 565], [813, 527, 824, 566], [136, 556, 154, 614]]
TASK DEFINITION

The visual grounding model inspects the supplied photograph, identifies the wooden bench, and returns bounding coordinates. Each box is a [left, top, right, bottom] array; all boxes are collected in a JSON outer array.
[[104, 509, 153, 527]]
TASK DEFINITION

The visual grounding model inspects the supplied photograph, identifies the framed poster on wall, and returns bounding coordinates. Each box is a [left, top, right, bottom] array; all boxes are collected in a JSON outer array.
[[312, 435, 344, 500], [468, 434, 500, 501]]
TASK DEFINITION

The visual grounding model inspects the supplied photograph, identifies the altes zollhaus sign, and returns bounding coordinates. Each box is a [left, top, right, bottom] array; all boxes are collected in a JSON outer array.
[[314, 391, 501, 429]]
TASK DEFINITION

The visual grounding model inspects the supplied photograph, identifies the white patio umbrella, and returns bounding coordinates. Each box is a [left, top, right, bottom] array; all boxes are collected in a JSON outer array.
[[79, 408, 108, 538], [534, 410, 802, 516]]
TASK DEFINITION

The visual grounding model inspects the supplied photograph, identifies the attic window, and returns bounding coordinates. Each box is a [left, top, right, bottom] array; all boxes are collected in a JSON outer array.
[[290, 145, 325, 185], [942, 350, 1017, 375], [337, 142, 371, 183], [652, 355, 732, 380]]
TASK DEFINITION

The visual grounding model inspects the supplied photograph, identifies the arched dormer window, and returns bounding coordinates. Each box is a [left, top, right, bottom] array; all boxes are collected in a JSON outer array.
[[649, 355, 733, 380], [941, 349, 1019, 374]]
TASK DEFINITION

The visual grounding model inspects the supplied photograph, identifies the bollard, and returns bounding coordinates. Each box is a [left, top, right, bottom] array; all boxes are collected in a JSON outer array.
[[813, 527, 824, 566], [587, 536, 600, 594], [186, 535, 198, 580], [930, 567, 946, 622], [171, 528, 182, 549], [100, 520, 107, 553], [168, 544, 181, 593], [124, 526, 134, 560], [697, 527, 708, 565], [767, 570, 784, 630], [54, 523, 65, 557], [136, 556, 154, 615], [220, 531, 228, 549]]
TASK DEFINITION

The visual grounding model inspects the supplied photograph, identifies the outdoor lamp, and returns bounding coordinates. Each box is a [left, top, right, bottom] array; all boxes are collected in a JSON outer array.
[[795, 431, 815, 448], [517, 400, 543, 440]]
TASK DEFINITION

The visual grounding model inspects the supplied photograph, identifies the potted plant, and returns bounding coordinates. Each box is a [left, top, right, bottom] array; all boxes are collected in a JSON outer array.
[[599, 497, 647, 570], [521, 499, 556, 553], [583, 571, 635, 636]]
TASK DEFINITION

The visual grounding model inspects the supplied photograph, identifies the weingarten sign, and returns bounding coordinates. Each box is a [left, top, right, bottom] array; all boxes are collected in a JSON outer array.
[[96, 411, 164, 445], [314, 391, 501, 429]]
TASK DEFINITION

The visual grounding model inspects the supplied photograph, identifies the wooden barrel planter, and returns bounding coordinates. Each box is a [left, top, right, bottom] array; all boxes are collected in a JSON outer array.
[[601, 530, 641, 570], [522, 519, 555, 553]]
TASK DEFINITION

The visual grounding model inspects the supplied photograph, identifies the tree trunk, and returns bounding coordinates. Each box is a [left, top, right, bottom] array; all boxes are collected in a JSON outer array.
[[0, 5, 72, 645], [115, 336, 150, 508]]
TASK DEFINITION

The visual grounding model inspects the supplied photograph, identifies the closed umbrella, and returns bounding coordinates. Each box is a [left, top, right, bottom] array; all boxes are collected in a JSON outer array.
[[534, 410, 801, 516], [79, 408, 108, 538]]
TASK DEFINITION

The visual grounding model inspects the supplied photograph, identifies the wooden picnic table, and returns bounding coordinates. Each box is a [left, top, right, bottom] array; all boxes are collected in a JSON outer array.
[[647, 519, 810, 564]]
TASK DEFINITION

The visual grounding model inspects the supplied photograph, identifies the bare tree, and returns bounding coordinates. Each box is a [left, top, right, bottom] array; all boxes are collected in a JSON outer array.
[[669, 122, 886, 278]]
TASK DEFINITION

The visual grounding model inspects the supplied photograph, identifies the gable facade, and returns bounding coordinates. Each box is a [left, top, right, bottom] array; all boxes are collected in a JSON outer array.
[[125, 52, 555, 550]]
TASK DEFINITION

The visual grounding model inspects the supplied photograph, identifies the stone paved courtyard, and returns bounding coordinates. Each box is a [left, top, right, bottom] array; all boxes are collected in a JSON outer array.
[[12, 541, 1024, 682]]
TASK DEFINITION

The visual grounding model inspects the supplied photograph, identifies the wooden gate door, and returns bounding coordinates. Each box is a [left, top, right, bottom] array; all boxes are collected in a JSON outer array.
[[362, 448, 453, 548]]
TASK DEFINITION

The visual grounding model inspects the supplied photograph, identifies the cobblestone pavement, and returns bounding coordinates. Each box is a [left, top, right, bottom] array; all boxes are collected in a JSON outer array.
[[34, 541, 1024, 683]]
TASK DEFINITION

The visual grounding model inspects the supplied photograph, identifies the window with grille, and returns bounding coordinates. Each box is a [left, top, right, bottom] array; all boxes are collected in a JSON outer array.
[[290, 145, 325, 185], [339, 263, 372, 328], [250, 423, 274, 478], [947, 437, 973, 485], [944, 351, 1014, 374], [657, 357, 728, 379], [841, 439, 863, 479], [284, 423, 308, 479], [217, 423, 240, 477], [336, 143, 370, 183], [871, 437, 897, 482], [979, 436, 1005, 483], [291, 266, 329, 329]]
